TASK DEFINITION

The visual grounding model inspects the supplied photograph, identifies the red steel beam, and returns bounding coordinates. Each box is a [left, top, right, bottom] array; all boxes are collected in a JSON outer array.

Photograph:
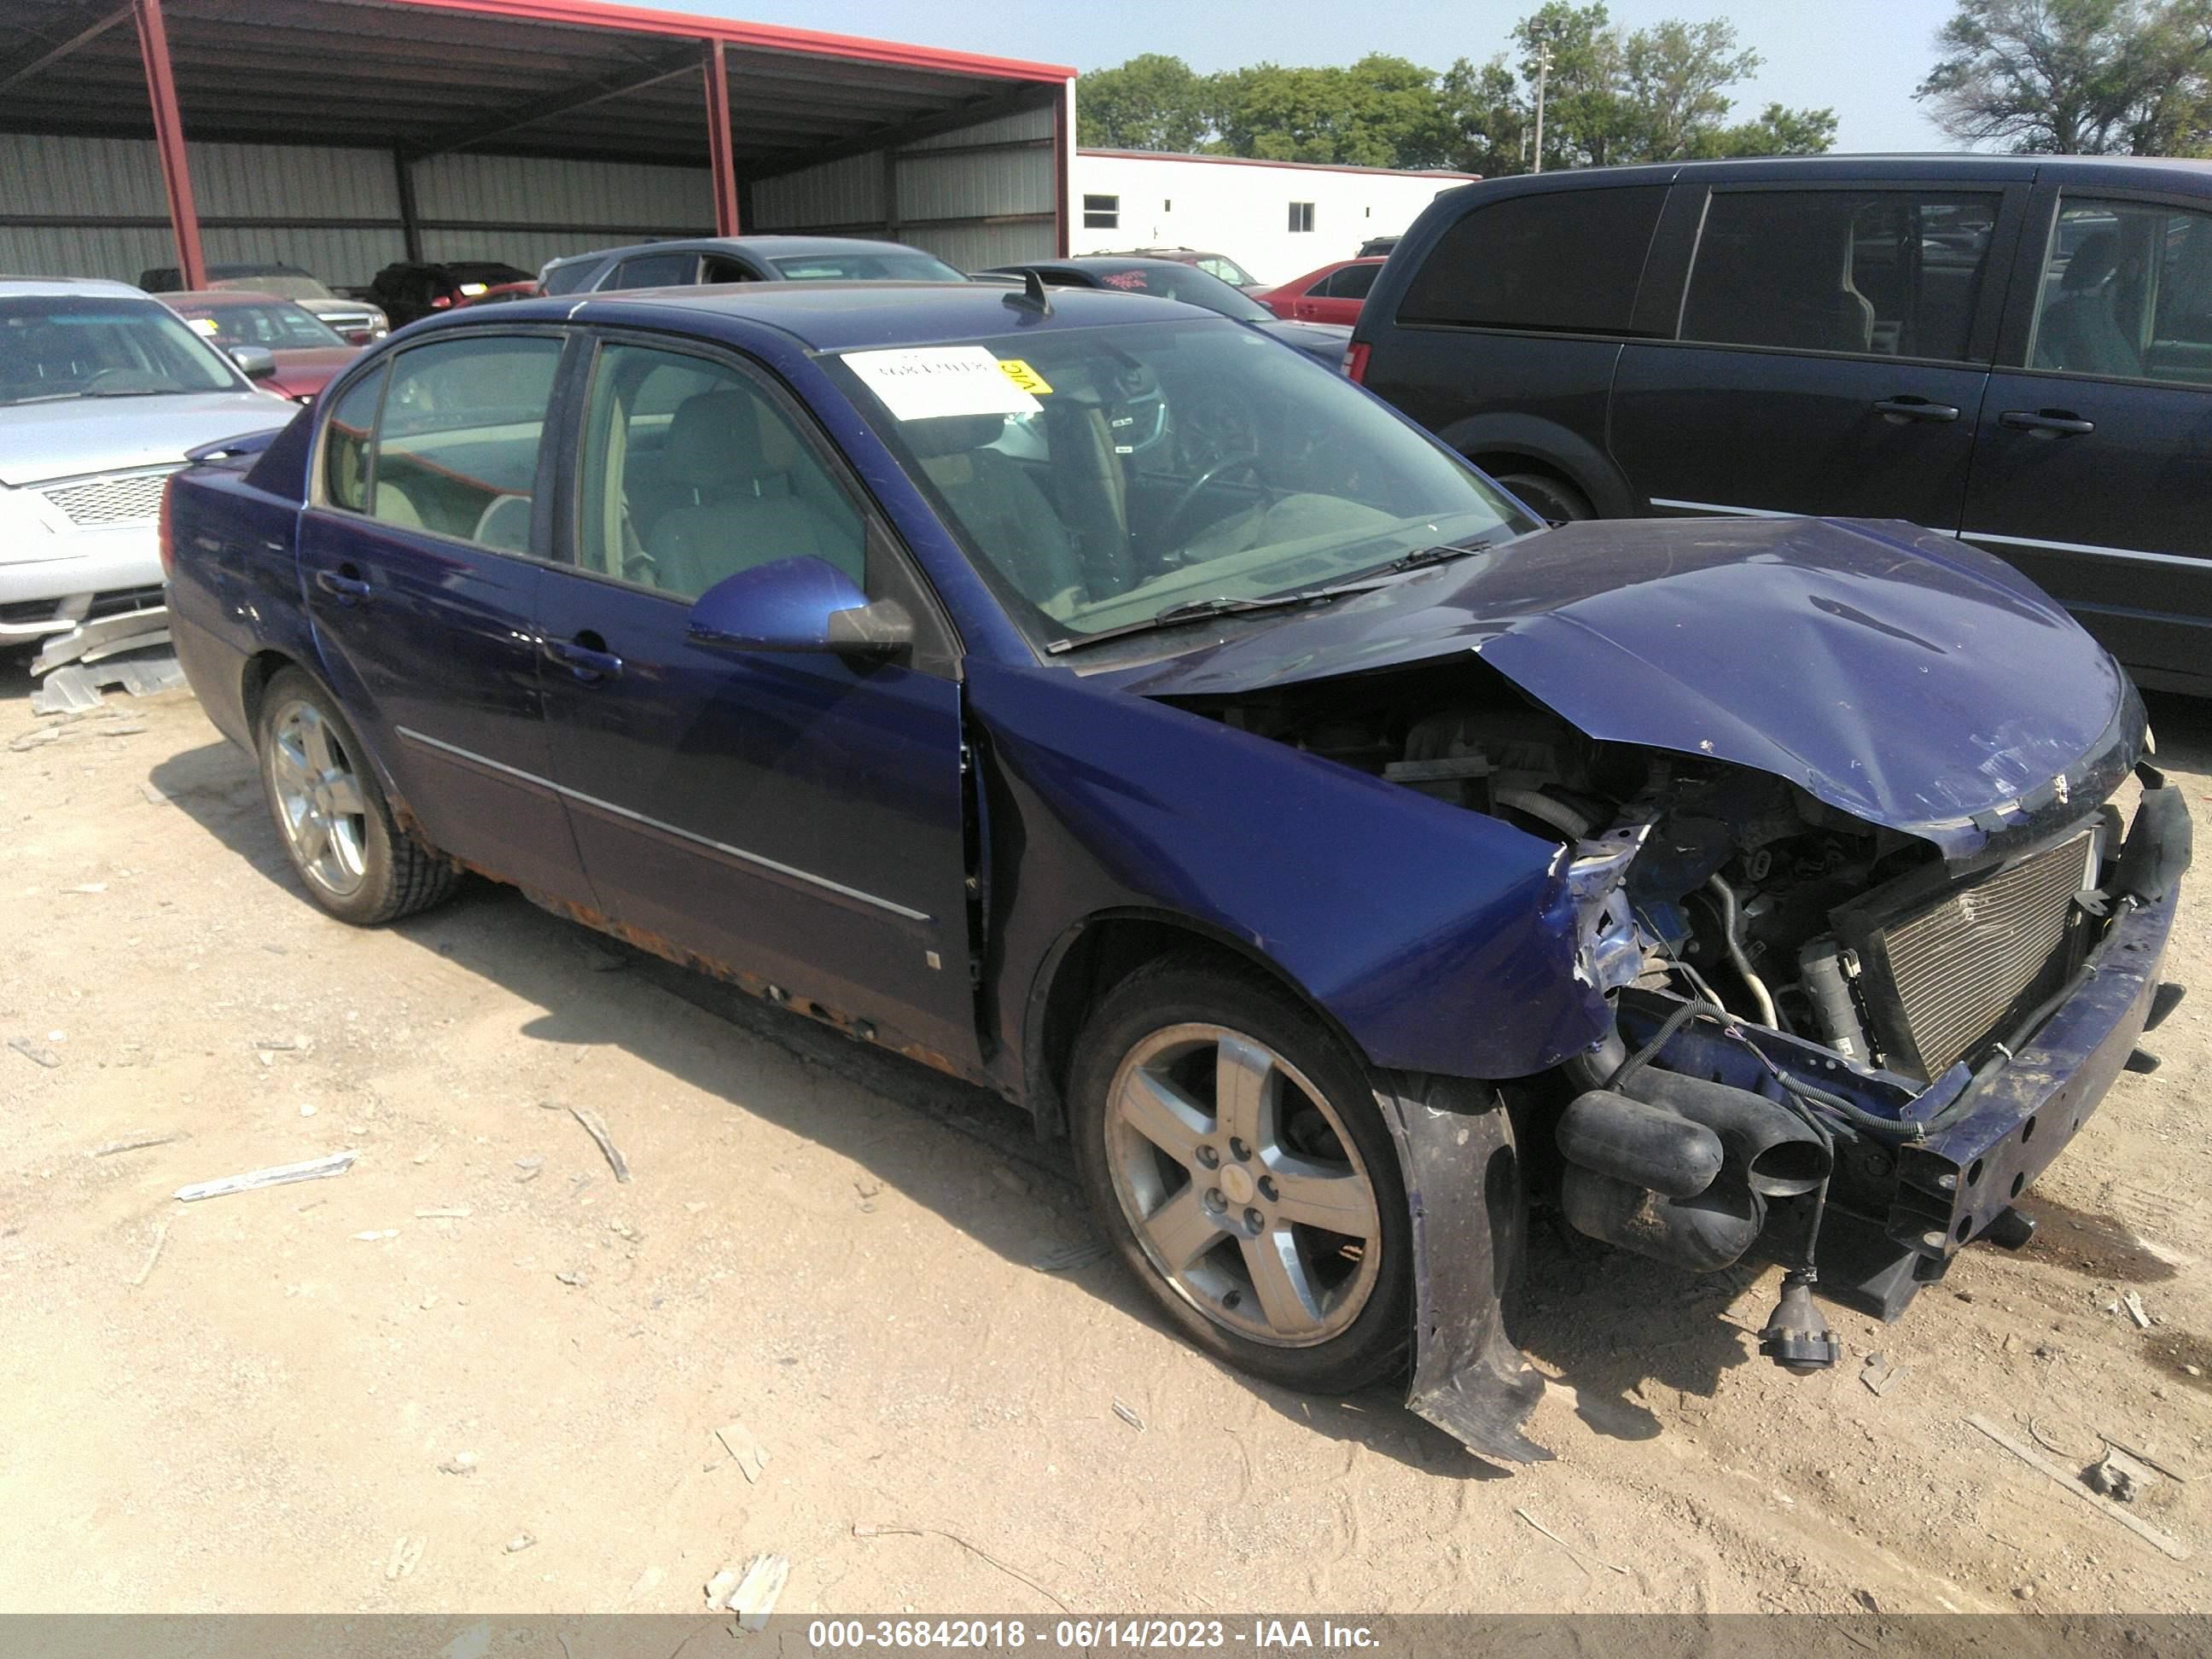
[[702, 38, 738, 236], [132, 0, 204, 289]]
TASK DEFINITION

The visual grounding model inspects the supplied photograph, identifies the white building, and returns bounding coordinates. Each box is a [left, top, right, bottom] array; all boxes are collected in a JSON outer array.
[[1072, 149, 1479, 286]]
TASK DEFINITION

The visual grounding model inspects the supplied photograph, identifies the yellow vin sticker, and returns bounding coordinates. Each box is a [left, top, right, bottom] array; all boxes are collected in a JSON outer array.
[[997, 358, 1052, 394]]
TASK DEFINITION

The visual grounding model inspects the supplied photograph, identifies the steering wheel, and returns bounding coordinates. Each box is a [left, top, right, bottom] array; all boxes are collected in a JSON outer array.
[[1161, 451, 1265, 554]]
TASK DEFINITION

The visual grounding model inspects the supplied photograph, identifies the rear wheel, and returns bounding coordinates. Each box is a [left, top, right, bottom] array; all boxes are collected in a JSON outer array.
[[1492, 469, 1593, 526], [1070, 957, 1411, 1394], [254, 668, 458, 926]]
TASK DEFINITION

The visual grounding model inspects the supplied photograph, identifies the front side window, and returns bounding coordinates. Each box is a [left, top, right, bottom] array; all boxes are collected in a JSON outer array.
[[368, 335, 562, 550], [1084, 194, 1120, 231], [607, 253, 699, 290], [321, 365, 387, 514], [828, 320, 1537, 648], [0, 294, 241, 405], [2030, 197, 2212, 386], [1399, 185, 1668, 335], [1289, 201, 1315, 233], [576, 341, 867, 601], [1682, 188, 2000, 363]]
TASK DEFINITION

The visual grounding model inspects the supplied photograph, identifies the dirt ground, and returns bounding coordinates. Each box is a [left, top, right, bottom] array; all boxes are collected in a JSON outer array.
[[3, 658, 2211, 1619]]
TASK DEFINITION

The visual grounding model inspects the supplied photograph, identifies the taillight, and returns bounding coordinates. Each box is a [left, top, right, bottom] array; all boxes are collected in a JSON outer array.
[[157, 475, 176, 579], [1342, 341, 1371, 383]]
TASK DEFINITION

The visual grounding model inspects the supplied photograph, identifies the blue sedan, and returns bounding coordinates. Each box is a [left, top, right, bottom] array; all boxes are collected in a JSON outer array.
[[166, 280, 2186, 1462]]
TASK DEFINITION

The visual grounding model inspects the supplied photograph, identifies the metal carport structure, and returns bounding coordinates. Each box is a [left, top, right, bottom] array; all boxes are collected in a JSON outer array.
[[0, 0, 1075, 288]]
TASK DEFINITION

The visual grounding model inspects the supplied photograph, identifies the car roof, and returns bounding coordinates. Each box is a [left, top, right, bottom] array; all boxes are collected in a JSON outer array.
[[0, 276, 153, 299], [166, 288, 289, 306], [1435, 152, 2212, 195], [436, 279, 1206, 352]]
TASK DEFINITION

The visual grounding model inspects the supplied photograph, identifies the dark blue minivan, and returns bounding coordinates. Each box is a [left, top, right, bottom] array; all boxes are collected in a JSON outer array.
[[1349, 155, 2212, 696], [163, 279, 2186, 1461]]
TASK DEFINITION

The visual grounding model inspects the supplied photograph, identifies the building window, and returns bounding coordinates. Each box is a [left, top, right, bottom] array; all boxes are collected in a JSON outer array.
[[1289, 201, 1315, 233], [1163, 199, 1172, 212], [1083, 194, 1119, 230]]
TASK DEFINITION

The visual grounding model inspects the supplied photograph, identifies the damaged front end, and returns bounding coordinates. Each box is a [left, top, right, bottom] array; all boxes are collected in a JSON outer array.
[[1165, 653, 2187, 1462]]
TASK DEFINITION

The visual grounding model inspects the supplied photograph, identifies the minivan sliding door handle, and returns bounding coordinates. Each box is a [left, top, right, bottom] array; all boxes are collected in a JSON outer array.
[[1999, 409, 2096, 439], [1872, 396, 1961, 424]]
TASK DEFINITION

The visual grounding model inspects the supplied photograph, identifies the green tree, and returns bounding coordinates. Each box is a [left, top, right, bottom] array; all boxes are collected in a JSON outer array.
[[1076, 53, 1214, 151], [1917, 0, 2212, 154], [1440, 55, 1530, 175], [1208, 55, 1455, 167], [1693, 101, 1842, 157]]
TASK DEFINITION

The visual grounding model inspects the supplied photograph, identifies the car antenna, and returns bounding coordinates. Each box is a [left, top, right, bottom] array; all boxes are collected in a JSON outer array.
[[1002, 267, 1052, 318]]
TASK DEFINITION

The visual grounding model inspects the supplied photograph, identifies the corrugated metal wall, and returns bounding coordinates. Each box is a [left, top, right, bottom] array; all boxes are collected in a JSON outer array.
[[0, 134, 710, 288], [0, 99, 1055, 288], [749, 102, 1057, 270]]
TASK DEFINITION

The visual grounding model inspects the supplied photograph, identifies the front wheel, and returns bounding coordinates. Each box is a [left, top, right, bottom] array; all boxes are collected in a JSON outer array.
[[1069, 956, 1412, 1394], [1492, 470, 1593, 527], [254, 667, 458, 926]]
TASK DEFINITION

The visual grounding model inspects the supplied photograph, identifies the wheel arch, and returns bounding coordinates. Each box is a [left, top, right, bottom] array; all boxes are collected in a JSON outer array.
[[1022, 906, 1370, 1142], [1435, 411, 1640, 519], [242, 650, 415, 827]]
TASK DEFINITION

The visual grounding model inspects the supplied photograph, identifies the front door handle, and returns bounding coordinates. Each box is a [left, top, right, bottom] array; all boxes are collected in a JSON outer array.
[[1873, 395, 1961, 424], [543, 635, 623, 683], [315, 567, 371, 602], [2000, 409, 2096, 439]]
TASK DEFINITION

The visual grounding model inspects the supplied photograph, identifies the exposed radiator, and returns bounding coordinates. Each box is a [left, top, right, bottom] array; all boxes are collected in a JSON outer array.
[[1868, 830, 2095, 1077]]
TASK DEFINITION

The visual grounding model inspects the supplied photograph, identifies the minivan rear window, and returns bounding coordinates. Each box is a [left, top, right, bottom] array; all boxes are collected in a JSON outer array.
[[1397, 185, 1668, 334]]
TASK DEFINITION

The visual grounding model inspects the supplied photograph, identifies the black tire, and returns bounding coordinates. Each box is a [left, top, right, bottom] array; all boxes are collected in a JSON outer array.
[[253, 667, 458, 926], [1068, 954, 1412, 1394], [1493, 470, 1594, 526]]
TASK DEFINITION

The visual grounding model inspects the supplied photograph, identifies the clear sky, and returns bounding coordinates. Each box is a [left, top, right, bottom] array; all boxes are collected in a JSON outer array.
[[686, 0, 1965, 154]]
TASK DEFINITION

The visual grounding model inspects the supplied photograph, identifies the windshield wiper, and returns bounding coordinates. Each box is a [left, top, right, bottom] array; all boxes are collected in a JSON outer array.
[[1046, 588, 1348, 655], [1379, 536, 1509, 573], [1, 392, 84, 406]]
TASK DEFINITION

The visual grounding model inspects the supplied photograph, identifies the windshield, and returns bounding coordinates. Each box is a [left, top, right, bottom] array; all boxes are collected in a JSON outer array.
[[213, 272, 328, 301], [771, 251, 965, 282], [829, 319, 1535, 648], [1076, 264, 1272, 323], [0, 295, 242, 405], [179, 300, 346, 350]]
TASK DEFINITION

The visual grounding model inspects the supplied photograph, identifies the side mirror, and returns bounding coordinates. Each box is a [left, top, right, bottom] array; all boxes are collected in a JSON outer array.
[[230, 345, 277, 381], [685, 556, 912, 656]]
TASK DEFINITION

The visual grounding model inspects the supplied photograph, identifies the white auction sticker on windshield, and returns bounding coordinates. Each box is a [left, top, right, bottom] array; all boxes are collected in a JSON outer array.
[[843, 346, 1041, 422]]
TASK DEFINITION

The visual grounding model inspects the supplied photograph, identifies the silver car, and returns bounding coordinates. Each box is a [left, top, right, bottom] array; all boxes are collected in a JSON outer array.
[[0, 278, 288, 646]]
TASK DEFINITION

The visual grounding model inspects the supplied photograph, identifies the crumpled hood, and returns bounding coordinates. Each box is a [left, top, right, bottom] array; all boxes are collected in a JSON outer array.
[[0, 391, 293, 486], [1114, 516, 2139, 859]]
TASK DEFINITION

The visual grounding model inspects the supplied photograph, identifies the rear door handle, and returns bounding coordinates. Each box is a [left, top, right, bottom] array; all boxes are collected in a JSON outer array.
[[2000, 409, 2096, 438], [1873, 396, 1960, 424], [315, 567, 370, 602], [543, 636, 623, 683]]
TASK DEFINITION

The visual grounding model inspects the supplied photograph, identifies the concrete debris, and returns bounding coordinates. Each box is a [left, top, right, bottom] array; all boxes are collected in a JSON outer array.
[[556, 1267, 589, 1288], [7, 1038, 62, 1069], [173, 1150, 355, 1202], [439, 1452, 478, 1476], [2123, 1291, 2153, 1330], [352, 1230, 399, 1242], [720, 1553, 789, 1629], [715, 1419, 770, 1484], [703, 1569, 739, 1608], [2087, 1454, 2142, 1503], [416, 1207, 472, 1220], [1861, 1353, 1906, 1396], [504, 1533, 535, 1553], [1033, 1239, 1109, 1273], [1112, 1399, 1144, 1431]]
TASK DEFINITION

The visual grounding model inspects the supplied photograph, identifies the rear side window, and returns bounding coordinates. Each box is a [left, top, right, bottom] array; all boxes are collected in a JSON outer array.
[[540, 261, 594, 297], [1323, 263, 1380, 300], [321, 367, 386, 513], [1682, 189, 2001, 363], [370, 335, 562, 550], [607, 253, 699, 290], [2030, 197, 2212, 386], [1399, 185, 1667, 333]]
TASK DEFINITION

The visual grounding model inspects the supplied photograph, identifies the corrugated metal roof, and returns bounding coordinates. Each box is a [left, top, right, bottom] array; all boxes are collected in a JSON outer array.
[[0, 0, 1070, 170]]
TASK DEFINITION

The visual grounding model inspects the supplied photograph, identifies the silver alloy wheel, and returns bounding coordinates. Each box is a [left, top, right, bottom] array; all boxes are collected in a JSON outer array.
[[1104, 1022, 1382, 1347], [268, 698, 369, 898]]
